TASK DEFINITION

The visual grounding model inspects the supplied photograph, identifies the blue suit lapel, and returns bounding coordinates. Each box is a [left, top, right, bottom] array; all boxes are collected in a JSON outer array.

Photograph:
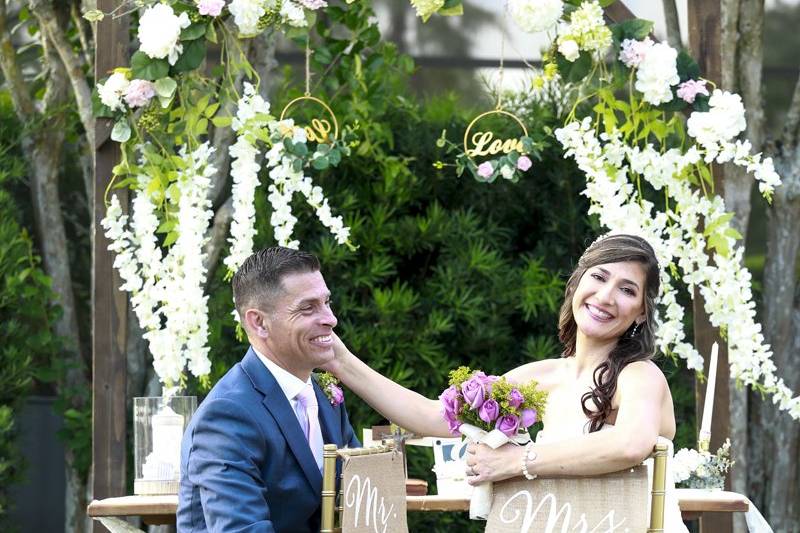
[[241, 349, 322, 491]]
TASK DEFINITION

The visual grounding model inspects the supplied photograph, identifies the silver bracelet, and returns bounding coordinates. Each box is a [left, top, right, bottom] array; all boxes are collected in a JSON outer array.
[[521, 441, 538, 480]]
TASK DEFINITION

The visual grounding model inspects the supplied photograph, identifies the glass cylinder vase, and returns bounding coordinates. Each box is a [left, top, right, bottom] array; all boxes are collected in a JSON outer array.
[[133, 396, 196, 495]]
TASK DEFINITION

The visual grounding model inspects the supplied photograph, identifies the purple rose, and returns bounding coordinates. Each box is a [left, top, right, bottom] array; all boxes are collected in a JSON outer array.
[[507, 389, 524, 408], [439, 385, 461, 416], [443, 409, 462, 435], [495, 414, 520, 437], [520, 408, 538, 428], [516, 155, 532, 171], [327, 383, 344, 406], [477, 161, 494, 180], [461, 377, 486, 410], [478, 399, 500, 423]]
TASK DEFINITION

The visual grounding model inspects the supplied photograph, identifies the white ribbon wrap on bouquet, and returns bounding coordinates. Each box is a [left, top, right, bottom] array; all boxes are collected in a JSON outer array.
[[459, 423, 531, 520]]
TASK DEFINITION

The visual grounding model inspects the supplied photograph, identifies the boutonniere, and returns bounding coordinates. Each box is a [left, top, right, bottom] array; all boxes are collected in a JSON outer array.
[[317, 371, 344, 406]]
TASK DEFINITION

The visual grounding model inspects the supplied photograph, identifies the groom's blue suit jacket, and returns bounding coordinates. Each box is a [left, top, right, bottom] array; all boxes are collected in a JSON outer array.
[[177, 348, 359, 532]]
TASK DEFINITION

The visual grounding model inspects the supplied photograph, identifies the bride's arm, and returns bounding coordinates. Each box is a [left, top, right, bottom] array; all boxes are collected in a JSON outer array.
[[323, 334, 453, 438], [466, 361, 668, 483]]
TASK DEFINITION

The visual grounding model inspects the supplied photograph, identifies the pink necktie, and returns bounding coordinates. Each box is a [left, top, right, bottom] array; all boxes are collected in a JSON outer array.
[[294, 383, 323, 470]]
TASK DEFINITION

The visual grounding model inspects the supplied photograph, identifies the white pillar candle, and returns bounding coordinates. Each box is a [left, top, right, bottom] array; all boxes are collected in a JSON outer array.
[[699, 342, 719, 441]]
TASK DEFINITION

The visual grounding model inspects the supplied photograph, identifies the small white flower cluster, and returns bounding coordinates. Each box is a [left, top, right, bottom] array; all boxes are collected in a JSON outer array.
[[506, 73, 576, 119], [507, 0, 563, 34], [229, 0, 323, 35], [556, 0, 612, 62], [101, 144, 217, 387], [673, 439, 733, 489], [555, 118, 800, 420], [225, 83, 272, 275], [138, 3, 191, 65]]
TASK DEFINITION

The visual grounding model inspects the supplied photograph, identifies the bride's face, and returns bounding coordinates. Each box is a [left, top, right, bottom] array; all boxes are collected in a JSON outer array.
[[571, 260, 647, 343]]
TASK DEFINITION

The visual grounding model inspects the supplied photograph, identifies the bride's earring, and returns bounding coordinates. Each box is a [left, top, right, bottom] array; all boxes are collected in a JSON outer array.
[[630, 322, 641, 337]]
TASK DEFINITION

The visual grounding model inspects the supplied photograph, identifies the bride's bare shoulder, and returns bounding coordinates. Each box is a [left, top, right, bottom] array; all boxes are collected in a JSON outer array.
[[504, 358, 564, 386]]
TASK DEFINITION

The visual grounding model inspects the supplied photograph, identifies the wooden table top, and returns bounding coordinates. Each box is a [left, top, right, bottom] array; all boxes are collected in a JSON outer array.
[[87, 488, 749, 518]]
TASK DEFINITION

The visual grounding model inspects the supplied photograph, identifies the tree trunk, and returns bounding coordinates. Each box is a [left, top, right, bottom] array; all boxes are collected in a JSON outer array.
[[762, 148, 800, 532]]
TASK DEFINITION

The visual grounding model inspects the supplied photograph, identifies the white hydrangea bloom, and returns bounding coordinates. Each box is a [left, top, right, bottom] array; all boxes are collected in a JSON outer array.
[[137, 3, 191, 65], [634, 42, 679, 105], [687, 90, 746, 147], [281, 1, 308, 27], [507, 0, 563, 33]]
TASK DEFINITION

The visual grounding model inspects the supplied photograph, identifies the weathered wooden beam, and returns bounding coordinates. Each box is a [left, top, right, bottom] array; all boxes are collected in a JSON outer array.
[[688, 1, 732, 532], [92, 1, 129, 529]]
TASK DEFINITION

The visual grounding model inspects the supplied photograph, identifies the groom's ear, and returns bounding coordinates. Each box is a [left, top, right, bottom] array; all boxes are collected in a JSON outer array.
[[244, 308, 270, 340]]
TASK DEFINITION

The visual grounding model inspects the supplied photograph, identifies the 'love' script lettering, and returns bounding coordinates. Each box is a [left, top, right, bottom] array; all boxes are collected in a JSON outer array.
[[467, 131, 525, 157], [499, 490, 629, 533], [344, 474, 398, 533]]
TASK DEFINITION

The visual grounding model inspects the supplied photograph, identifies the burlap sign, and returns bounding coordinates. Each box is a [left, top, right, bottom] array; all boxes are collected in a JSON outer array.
[[340, 451, 409, 533], [486, 465, 650, 533]]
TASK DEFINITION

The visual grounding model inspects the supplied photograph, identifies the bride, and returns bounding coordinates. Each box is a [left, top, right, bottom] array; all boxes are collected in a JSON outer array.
[[325, 234, 687, 531]]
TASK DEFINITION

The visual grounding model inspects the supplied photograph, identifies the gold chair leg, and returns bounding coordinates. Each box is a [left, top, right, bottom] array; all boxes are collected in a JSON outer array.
[[321, 444, 338, 533], [648, 443, 668, 533]]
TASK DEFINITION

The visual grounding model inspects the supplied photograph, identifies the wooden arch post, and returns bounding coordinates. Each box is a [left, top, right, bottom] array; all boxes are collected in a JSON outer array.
[[92, 1, 129, 529]]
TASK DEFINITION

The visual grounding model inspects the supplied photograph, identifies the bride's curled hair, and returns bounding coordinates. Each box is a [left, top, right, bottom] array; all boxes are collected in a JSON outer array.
[[558, 234, 660, 433]]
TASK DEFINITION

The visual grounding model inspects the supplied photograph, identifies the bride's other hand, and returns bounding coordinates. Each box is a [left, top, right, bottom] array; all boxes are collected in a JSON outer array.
[[465, 443, 524, 485]]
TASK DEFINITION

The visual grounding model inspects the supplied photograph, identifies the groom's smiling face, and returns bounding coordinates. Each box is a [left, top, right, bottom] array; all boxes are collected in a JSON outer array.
[[262, 270, 337, 380]]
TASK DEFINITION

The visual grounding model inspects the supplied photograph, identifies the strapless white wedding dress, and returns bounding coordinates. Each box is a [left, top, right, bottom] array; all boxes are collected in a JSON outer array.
[[536, 424, 689, 533]]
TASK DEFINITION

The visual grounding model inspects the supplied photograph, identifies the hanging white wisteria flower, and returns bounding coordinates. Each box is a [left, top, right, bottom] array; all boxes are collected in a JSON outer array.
[[507, 0, 563, 34], [101, 143, 217, 388], [223, 84, 354, 278]]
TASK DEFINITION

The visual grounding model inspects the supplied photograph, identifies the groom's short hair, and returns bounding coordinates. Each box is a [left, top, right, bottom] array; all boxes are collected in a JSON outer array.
[[232, 247, 321, 317]]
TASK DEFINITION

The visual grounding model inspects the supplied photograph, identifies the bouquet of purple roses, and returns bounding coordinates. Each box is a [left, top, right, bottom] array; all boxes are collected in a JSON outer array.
[[438, 366, 547, 520], [439, 366, 547, 438]]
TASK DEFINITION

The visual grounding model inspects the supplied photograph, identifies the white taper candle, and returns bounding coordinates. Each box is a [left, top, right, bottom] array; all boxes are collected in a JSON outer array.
[[700, 342, 719, 440]]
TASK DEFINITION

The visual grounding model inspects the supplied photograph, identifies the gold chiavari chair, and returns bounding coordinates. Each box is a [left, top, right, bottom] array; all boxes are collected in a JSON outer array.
[[648, 441, 669, 533]]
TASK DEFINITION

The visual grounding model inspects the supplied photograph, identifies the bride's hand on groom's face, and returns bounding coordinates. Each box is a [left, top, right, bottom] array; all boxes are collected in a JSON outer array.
[[319, 332, 349, 375], [464, 443, 523, 485]]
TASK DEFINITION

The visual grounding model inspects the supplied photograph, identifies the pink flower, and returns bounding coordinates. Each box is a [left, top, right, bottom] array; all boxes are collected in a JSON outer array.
[[677, 79, 709, 104], [521, 408, 537, 427], [478, 399, 500, 423], [197, 0, 225, 17], [507, 389, 524, 408], [476, 161, 494, 179], [495, 414, 520, 437], [516, 155, 532, 171], [461, 377, 486, 410], [326, 383, 344, 406], [123, 79, 156, 108], [618, 37, 654, 68], [298, 0, 327, 9]]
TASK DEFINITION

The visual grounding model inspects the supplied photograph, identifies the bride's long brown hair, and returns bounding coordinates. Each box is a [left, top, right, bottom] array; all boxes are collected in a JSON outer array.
[[558, 234, 660, 433]]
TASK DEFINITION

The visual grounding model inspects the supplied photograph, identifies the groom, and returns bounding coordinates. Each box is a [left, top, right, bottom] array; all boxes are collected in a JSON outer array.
[[178, 247, 359, 532]]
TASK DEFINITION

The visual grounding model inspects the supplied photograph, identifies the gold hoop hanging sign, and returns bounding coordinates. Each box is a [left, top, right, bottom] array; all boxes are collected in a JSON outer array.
[[463, 109, 528, 162], [279, 95, 339, 144]]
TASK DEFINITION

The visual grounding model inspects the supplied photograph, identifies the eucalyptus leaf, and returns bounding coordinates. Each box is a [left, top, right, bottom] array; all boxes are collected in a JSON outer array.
[[154, 77, 177, 98], [110, 119, 131, 143], [312, 157, 329, 170]]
